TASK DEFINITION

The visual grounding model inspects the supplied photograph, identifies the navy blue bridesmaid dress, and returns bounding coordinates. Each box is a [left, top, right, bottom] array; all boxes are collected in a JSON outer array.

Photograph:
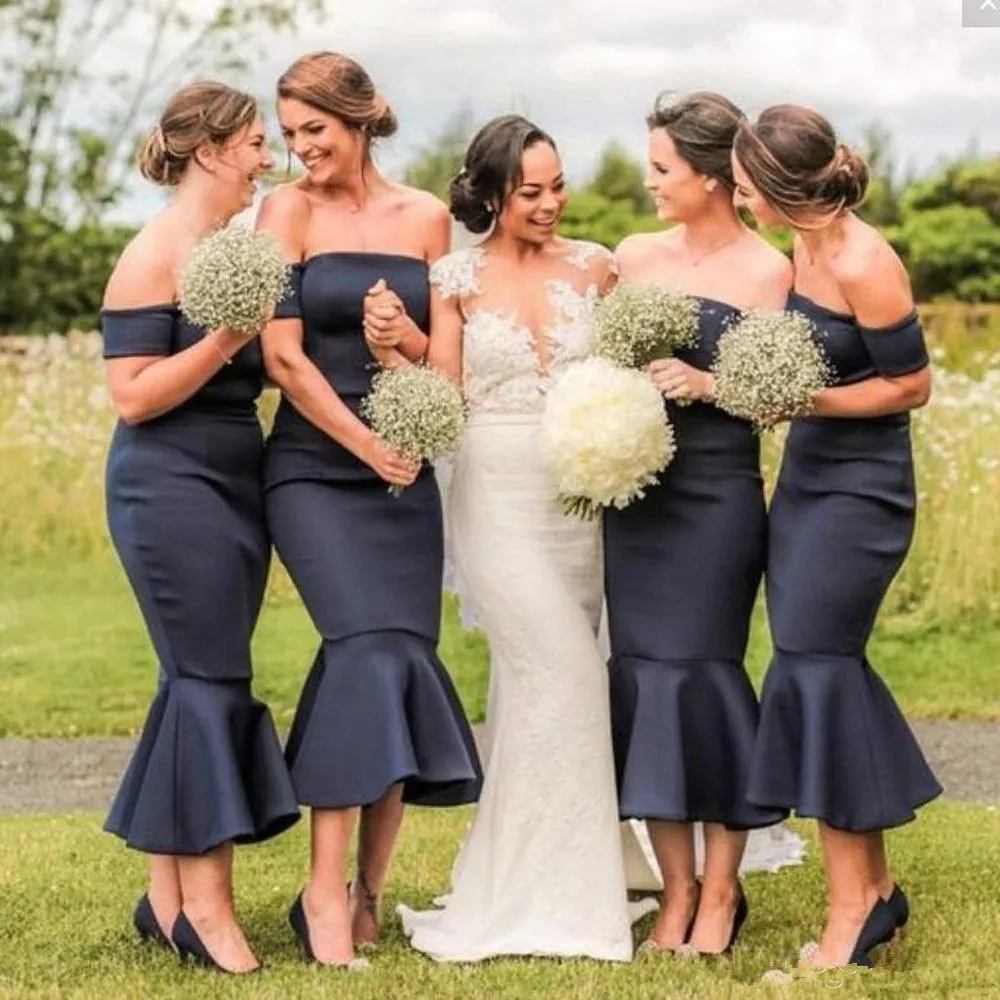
[[102, 307, 300, 855], [265, 252, 482, 809], [747, 292, 942, 831], [604, 298, 785, 829]]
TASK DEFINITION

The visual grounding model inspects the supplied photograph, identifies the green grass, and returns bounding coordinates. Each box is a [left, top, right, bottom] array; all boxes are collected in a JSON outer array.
[[0, 556, 488, 738], [0, 804, 997, 998], [1, 555, 999, 738]]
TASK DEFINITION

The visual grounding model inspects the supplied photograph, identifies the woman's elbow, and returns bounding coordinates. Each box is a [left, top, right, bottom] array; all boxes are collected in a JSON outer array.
[[112, 392, 152, 426], [263, 344, 305, 388], [905, 369, 932, 410]]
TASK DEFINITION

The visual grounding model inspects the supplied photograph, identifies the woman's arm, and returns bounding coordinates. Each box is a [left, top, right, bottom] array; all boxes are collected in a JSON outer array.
[[812, 246, 930, 418], [364, 199, 452, 362], [257, 188, 417, 486], [102, 236, 252, 425]]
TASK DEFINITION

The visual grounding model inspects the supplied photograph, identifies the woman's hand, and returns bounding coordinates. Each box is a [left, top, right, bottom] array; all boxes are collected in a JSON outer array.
[[361, 433, 420, 488], [648, 358, 715, 402], [364, 279, 408, 351]]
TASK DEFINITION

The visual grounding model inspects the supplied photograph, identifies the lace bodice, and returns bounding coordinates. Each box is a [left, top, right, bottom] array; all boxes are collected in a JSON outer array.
[[430, 241, 613, 415]]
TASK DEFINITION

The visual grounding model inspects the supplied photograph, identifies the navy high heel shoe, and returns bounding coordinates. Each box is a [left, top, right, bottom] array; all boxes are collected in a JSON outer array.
[[885, 883, 909, 931], [171, 912, 262, 975], [685, 881, 749, 957], [850, 896, 898, 967], [132, 894, 173, 952], [288, 891, 370, 971]]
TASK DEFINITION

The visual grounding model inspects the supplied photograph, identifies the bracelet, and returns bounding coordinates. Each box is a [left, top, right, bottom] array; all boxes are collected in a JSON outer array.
[[211, 335, 233, 366]]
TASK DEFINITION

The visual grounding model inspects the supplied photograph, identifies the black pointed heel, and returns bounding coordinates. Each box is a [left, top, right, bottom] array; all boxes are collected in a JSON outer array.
[[886, 883, 909, 930], [848, 897, 898, 968], [679, 881, 748, 958], [289, 891, 370, 971], [722, 883, 749, 956], [133, 894, 173, 952], [171, 912, 262, 975]]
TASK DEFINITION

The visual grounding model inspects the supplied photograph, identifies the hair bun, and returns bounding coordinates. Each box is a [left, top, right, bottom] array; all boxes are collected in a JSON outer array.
[[825, 143, 870, 210], [449, 170, 493, 234], [136, 125, 169, 185], [369, 94, 398, 139]]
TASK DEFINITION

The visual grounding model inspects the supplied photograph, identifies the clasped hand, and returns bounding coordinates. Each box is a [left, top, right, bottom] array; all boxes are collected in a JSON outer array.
[[363, 279, 408, 351]]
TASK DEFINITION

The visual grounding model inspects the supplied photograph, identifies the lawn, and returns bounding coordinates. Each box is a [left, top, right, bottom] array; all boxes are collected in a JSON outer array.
[[1, 555, 998, 739], [0, 804, 997, 999]]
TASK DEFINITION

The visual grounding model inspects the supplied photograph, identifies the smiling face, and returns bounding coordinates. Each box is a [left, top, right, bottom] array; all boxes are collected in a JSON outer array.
[[496, 140, 567, 244], [197, 113, 274, 211], [278, 97, 366, 186], [644, 127, 714, 224], [731, 151, 783, 227]]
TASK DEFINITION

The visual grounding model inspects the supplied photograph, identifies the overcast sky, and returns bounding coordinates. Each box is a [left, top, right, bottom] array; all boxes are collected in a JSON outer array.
[[109, 0, 998, 221]]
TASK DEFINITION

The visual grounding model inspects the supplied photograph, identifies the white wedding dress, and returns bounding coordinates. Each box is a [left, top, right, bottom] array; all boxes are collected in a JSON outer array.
[[397, 240, 804, 964]]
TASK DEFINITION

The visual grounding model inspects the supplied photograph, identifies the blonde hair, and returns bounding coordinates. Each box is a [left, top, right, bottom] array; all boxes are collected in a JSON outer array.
[[734, 104, 869, 228], [136, 80, 258, 186]]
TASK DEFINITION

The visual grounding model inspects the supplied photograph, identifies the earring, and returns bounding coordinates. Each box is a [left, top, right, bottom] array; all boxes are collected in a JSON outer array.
[[705, 179, 718, 193]]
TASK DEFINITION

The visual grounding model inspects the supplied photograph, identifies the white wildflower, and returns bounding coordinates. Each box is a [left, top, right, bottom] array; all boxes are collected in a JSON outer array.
[[361, 365, 467, 495], [178, 226, 290, 336], [592, 283, 699, 369], [712, 310, 832, 430]]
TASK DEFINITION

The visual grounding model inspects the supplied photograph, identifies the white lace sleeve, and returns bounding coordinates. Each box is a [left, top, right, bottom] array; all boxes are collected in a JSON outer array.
[[429, 247, 485, 299]]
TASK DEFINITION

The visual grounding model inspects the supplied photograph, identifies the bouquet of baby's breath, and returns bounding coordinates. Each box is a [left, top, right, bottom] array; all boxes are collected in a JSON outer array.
[[361, 364, 467, 495], [541, 357, 676, 520], [712, 309, 833, 430], [178, 225, 290, 336], [592, 283, 700, 369]]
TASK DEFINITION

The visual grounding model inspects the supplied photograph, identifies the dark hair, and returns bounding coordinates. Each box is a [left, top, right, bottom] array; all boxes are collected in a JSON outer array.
[[277, 51, 398, 150], [733, 104, 870, 225], [449, 115, 557, 233], [646, 90, 744, 192], [137, 81, 257, 186]]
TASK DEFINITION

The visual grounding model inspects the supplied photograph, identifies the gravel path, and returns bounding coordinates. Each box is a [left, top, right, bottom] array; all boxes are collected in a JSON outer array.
[[0, 721, 997, 818]]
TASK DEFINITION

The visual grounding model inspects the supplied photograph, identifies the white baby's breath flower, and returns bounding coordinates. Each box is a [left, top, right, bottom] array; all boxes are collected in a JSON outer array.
[[541, 356, 676, 520], [178, 226, 290, 336], [712, 310, 833, 430], [592, 283, 699, 369], [361, 365, 467, 494]]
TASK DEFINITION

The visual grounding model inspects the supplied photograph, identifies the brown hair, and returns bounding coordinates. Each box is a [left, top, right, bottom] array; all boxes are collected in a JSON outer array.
[[277, 51, 398, 145], [136, 81, 258, 186], [734, 104, 870, 226], [646, 91, 744, 193], [450, 115, 557, 234]]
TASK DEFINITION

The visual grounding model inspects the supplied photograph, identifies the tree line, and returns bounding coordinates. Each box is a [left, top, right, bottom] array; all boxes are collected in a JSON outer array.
[[2, 2, 997, 333]]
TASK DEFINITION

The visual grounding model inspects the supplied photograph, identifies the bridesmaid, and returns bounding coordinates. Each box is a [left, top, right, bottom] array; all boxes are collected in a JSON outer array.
[[257, 51, 482, 968], [733, 105, 942, 969], [605, 91, 793, 957], [101, 82, 299, 974]]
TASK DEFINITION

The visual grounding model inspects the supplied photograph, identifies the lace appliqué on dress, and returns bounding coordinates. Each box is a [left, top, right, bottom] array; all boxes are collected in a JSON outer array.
[[430, 247, 485, 299]]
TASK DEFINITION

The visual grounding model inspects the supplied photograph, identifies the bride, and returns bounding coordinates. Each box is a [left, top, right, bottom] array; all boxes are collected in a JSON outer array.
[[365, 114, 802, 963]]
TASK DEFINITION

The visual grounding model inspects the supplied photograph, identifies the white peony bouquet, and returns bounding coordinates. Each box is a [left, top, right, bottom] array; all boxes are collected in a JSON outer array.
[[361, 364, 467, 495], [712, 310, 833, 430], [541, 357, 676, 520], [178, 225, 291, 336]]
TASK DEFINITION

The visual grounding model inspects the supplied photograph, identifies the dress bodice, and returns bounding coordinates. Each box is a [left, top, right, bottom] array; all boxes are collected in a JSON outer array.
[[665, 296, 760, 473], [265, 251, 432, 486], [430, 242, 613, 416], [101, 305, 263, 417]]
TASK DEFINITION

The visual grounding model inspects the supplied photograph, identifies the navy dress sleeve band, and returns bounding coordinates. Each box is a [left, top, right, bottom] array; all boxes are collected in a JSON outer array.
[[858, 312, 929, 377], [101, 306, 176, 358]]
